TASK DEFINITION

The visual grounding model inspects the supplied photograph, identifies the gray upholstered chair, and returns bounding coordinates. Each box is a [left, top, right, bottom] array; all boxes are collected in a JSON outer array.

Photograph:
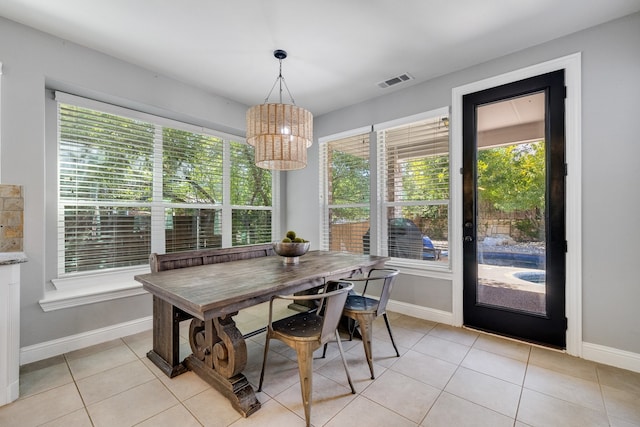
[[258, 281, 356, 427]]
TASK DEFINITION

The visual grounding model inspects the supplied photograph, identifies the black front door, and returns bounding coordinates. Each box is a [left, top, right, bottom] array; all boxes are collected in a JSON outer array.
[[462, 70, 566, 348]]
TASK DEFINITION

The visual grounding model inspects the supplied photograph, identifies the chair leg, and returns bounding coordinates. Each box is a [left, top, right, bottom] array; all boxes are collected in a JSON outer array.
[[382, 313, 400, 357], [356, 314, 375, 379], [257, 334, 271, 392], [335, 330, 356, 394], [347, 317, 357, 341], [294, 342, 314, 427], [322, 342, 328, 358]]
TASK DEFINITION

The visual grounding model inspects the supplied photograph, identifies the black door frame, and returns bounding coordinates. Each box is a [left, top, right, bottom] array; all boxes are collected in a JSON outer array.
[[462, 70, 567, 348]]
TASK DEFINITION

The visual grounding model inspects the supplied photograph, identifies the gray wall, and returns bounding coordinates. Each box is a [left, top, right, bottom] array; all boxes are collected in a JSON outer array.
[[0, 17, 248, 347], [290, 12, 640, 354], [1, 11, 639, 356]]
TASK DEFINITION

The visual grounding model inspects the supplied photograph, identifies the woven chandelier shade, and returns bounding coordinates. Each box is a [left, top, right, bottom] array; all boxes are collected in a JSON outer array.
[[246, 102, 313, 170]]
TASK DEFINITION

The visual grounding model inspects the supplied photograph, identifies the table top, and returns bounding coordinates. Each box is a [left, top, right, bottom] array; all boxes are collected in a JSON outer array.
[[135, 250, 388, 320]]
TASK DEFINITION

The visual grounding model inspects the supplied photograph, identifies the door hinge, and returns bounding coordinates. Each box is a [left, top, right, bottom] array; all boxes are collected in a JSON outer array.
[[564, 316, 568, 330], [564, 240, 568, 253], [564, 86, 568, 99], [460, 167, 464, 175], [564, 163, 568, 176]]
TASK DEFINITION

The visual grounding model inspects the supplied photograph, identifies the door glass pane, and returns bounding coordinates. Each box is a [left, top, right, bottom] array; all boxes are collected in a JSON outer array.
[[476, 92, 546, 315]]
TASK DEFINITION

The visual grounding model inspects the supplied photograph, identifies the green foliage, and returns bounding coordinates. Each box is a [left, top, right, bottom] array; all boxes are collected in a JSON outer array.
[[399, 154, 450, 201], [478, 141, 546, 240], [230, 141, 271, 206], [477, 141, 545, 213], [514, 218, 540, 240], [330, 150, 369, 205], [392, 153, 450, 239], [163, 128, 223, 204], [59, 105, 155, 202]]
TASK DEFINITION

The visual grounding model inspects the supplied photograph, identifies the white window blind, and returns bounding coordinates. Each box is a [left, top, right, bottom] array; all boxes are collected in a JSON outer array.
[[321, 132, 370, 254], [57, 94, 273, 275], [378, 112, 450, 262], [163, 128, 224, 252], [230, 140, 273, 246], [58, 103, 155, 273], [163, 128, 223, 204]]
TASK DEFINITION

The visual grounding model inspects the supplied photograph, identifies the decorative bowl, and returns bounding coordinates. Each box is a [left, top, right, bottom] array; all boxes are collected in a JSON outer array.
[[273, 242, 310, 264]]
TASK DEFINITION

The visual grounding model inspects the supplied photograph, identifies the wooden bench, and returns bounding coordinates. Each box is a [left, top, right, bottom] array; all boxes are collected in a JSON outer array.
[[149, 243, 275, 273]]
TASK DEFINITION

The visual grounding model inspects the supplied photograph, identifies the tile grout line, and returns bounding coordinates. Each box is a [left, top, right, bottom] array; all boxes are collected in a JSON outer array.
[[63, 351, 97, 427], [511, 345, 533, 426]]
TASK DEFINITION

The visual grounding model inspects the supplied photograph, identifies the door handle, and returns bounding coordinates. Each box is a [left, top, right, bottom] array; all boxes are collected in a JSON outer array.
[[464, 236, 474, 242]]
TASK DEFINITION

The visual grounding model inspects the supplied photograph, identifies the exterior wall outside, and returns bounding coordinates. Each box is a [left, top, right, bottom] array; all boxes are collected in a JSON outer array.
[[0, 11, 638, 358]]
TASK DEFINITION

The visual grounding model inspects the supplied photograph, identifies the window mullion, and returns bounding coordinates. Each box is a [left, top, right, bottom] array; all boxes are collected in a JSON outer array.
[[151, 124, 165, 254], [369, 129, 380, 256], [221, 138, 232, 247]]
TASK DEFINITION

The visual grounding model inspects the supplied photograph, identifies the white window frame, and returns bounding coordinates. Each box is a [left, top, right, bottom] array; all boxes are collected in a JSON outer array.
[[319, 107, 452, 277], [40, 92, 279, 311], [374, 107, 451, 275], [319, 126, 372, 252]]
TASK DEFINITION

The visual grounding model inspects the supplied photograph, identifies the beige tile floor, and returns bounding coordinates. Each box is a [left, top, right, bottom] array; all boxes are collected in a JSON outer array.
[[2, 303, 640, 427]]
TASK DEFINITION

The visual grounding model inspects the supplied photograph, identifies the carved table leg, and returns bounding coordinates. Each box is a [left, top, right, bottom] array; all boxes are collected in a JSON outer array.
[[147, 296, 190, 378], [185, 314, 260, 417]]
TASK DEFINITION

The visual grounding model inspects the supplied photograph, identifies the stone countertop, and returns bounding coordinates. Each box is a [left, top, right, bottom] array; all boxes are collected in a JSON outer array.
[[0, 252, 27, 265]]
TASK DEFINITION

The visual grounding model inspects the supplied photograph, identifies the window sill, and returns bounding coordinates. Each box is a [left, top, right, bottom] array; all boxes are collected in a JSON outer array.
[[40, 266, 150, 312], [386, 258, 452, 280]]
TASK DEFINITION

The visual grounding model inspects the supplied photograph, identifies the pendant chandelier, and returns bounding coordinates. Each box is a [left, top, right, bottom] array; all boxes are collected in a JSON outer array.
[[246, 50, 313, 170]]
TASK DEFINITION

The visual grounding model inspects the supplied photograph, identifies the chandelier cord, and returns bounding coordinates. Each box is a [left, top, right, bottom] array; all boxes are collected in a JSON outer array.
[[262, 57, 297, 105]]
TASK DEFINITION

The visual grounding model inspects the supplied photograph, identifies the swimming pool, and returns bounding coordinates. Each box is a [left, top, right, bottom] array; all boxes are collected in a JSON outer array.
[[513, 271, 546, 284], [479, 250, 544, 269]]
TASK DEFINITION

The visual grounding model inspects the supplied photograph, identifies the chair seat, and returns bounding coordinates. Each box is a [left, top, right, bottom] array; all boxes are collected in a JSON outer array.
[[259, 282, 356, 427], [326, 268, 400, 380], [344, 295, 379, 313], [271, 312, 323, 341]]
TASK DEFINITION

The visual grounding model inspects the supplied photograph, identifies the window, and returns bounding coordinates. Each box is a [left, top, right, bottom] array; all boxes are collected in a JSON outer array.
[[377, 111, 450, 264], [56, 92, 273, 276], [320, 131, 370, 253], [320, 108, 450, 267], [162, 127, 224, 253], [230, 141, 273, 246]]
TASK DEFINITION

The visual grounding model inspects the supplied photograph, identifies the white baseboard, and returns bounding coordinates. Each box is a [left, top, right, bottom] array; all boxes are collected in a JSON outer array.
[[582, 342, 640, 374], [386, 299, 453, 325], [20, 316, 153, 365], [387, 300, 640, 374], [20, 311, 640, 375]]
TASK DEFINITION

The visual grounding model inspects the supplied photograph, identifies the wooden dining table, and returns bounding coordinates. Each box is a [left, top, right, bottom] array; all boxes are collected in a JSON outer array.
[[134, 250, 388, 417]]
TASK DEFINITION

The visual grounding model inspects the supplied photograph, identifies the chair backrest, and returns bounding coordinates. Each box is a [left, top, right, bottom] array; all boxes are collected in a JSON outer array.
[[319, 281, 354, 344], [361, 268, 399, 317]]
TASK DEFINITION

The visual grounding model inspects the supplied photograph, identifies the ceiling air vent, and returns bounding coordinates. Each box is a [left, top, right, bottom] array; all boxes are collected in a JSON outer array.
[[377, 72, 414, 89]]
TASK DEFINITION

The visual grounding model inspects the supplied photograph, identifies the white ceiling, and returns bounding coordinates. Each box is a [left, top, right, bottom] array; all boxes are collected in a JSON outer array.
[[1, 0, 639, 116]]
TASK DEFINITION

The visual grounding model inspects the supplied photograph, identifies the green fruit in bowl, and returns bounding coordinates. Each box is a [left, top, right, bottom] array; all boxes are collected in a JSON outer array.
[[293, 237, 304, 243], [282, 237, 292, 243], [286, 230, 296, 240]]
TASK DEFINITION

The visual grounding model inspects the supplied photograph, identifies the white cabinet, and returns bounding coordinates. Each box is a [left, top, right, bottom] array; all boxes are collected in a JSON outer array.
[[0, 255, 26, 406]]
